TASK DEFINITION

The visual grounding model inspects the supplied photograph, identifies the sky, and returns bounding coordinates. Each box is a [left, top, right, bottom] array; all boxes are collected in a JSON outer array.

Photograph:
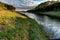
[[0, 0, 47, 11]]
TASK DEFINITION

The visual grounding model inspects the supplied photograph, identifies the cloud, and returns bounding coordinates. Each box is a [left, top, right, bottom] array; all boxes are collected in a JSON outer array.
[[0, 0, 41, 6], [0, 0, 47, 11]]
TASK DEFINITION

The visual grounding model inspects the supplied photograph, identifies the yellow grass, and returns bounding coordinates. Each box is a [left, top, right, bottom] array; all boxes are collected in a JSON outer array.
[[0, 8, 27, 28], [0, 8, 27, 19]]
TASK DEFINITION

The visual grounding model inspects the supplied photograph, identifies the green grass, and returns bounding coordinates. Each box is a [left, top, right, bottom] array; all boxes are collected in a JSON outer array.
[[0, 13, 49, 40], [0, 15, 49, 40], [29, 20, 49, 40]]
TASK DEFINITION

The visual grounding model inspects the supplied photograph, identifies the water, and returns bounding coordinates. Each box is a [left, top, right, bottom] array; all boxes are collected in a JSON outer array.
[[20, 12, 60, 39]]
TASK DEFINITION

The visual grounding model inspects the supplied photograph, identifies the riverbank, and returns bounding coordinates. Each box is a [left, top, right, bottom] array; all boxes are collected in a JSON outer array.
[[21, 11, 60, 39], [0, 2, 49, 40], [17, 11, 50, 40]]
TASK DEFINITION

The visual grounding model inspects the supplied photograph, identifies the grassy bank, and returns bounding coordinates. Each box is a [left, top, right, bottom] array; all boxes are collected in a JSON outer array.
[[0, 2, 49, 40]]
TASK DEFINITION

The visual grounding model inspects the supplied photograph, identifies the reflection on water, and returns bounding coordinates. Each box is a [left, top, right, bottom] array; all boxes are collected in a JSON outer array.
[[20, 12, 60, 39]]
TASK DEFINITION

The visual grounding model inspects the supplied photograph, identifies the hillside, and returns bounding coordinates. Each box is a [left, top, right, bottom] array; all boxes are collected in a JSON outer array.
[[27, 1, 60, 18], [28, 1, 60, 12], [0, 2, 49, 40], [0, 2, 15, 11]]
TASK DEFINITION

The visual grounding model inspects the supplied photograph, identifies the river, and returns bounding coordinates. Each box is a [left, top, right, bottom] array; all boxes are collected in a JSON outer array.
[[20, 11, 60, 39]]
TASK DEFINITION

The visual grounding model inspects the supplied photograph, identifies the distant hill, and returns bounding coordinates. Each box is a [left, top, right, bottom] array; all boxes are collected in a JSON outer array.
[[28, 1, 60, 12], [0, 2, 15, 11]]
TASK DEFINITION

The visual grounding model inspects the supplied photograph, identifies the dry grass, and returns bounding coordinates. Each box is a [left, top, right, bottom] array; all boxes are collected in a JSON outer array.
[[0, 8, 27, 29], [0, 8, 26, 18]]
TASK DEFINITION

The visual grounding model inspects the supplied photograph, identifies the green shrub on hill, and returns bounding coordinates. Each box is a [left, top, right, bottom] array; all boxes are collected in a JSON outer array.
[[0, 2, 15, 11]]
